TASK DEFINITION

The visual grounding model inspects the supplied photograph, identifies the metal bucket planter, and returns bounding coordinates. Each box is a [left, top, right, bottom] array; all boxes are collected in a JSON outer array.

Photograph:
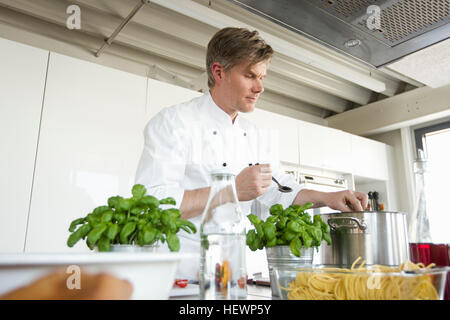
[[105, 244, 159, 253], [266, 246, 314, 297]]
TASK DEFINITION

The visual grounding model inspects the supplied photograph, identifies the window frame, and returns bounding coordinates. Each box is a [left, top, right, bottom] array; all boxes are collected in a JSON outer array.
[[414, 120, 450, 158]]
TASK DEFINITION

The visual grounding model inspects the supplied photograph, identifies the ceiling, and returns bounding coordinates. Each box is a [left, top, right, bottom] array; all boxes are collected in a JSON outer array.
[[0, 0, 441, 124], [231, 0, 450, 67], [387, 38, 450, 88]]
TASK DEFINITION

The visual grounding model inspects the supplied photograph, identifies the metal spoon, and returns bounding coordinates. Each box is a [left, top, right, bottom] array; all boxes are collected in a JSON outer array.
[[272, 177, 293, 193]]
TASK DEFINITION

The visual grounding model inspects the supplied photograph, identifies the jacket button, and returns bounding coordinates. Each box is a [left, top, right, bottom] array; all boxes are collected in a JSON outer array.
[[222, 163, 227, 167], [243, 132, 247, 136], [213, 131, 217, 135]]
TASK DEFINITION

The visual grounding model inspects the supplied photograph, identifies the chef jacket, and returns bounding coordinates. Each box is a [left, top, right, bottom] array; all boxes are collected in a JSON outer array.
[[135, 92, 304, 280]]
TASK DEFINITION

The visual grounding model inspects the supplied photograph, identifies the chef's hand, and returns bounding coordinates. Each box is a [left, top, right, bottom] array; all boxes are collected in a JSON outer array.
[[323, 190, 369, 212], [0, 269, 133, 300], [236, 164, 272, 201]]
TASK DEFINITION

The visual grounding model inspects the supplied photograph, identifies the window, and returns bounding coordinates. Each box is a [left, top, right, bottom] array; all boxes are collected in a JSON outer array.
[[414, 121, 450, 243]]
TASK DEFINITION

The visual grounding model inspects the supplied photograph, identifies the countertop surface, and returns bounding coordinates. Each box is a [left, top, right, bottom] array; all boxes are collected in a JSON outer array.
[[170, 284, 273, 300]]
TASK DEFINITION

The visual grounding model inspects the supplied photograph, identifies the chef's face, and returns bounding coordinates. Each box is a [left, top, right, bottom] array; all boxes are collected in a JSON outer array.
[[222, 60, 267, 113]]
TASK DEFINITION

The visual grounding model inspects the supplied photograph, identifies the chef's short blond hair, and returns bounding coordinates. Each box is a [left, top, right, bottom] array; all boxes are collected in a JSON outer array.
[[206, 27, 274, 89]]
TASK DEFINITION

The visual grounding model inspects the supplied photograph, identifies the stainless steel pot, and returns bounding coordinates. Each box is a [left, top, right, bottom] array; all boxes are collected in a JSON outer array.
[[313, 211, 409, 267]]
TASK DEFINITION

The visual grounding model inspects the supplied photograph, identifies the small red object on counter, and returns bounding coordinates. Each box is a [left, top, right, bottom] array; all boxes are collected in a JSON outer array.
[[238, 276, 246, 289], [174, 279, 188, 288]]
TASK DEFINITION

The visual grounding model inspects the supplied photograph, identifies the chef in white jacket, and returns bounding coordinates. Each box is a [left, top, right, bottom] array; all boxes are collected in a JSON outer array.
[[135, 27, 368, 280]]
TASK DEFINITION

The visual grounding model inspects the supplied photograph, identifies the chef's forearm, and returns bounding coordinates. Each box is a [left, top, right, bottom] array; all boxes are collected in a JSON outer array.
[[292, 189, 326, 208], [179, 187, 211, 219]]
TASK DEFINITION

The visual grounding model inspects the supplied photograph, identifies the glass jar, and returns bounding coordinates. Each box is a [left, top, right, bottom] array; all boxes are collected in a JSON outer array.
[[408, 151, 449, 299], [408, 151, 432, 245], [199, 170, 247, 300]]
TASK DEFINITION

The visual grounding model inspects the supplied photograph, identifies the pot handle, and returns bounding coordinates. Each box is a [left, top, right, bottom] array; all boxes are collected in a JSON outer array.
[[327, 217, 367, 232]]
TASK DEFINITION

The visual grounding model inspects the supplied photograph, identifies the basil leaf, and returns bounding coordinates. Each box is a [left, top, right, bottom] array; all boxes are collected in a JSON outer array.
[[107, 196, 122, 209], [68, 218, 85, 232], [106, 224, 120, 241], [97, 236, 110, 252], [93, 206, 110, 215], [290, 237, 302, 257], [160, 197, 176, 205], [263, 221, 276, 241], [247, 214, 263, 226], [166, 233, 180, 252], [139, 195, 160, 209], [270, 204, 283, 216]]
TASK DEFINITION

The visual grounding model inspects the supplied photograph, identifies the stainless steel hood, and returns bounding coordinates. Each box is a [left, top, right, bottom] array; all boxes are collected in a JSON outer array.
[[229, 0, 450, 67]]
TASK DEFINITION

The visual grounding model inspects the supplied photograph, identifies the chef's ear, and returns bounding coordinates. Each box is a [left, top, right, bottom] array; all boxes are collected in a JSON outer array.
[[211, 62, 225, 85]]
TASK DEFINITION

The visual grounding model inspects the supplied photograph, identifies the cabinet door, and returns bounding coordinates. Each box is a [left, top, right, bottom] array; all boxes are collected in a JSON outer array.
[[298, 120, 325, 169], [298, 121, 352, 173], [25, 53, 147, 253], [146, 78, 202, 120], [243, 108, 299, 165], [0, 38, 48, 252], [321, 128, 352, 173], [351, 135, 389, 180]]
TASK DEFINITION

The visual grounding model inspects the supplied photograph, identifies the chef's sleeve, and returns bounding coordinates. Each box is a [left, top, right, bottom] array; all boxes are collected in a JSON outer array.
[[135, 110, 187, 208], [253, 164, 304, 220]]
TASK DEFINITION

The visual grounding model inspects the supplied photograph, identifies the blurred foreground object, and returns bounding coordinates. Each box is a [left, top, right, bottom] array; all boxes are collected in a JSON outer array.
[[0, 269, 133, 300]]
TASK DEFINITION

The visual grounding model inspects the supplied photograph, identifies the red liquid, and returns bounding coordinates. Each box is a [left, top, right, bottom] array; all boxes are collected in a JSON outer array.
[[409, 243, 449, 300]]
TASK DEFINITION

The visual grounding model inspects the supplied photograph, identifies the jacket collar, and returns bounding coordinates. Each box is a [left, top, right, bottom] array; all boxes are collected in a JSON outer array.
[[203, 91, 241, 128]]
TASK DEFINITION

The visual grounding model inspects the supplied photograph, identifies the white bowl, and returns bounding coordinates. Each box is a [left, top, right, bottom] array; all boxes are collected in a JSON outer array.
[[0, 252, 197, 300]]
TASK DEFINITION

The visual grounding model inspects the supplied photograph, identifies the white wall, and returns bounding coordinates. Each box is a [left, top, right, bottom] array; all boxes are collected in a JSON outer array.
[[371, 129, 413, 214], [22, 54, 203, 253], [146, 77, 202, 119], [25, 52, 148, 253], [0, 37, 48, 252]]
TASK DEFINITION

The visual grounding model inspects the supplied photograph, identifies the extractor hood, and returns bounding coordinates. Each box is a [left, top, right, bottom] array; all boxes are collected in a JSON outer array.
[[229, 0, 450, 67]]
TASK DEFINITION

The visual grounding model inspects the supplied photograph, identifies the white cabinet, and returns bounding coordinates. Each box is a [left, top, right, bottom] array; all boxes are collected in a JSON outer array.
[[244, 110, 386, 180], [298, 120, 324, 169], [243, 108, 299, 165], [297, 120, 388, 180], [25, 53, 148, 253], [298, 121, 352, 173], [0, 38, 48, 253], [350, 135, 389, 180], [322, 129, 352, 173]]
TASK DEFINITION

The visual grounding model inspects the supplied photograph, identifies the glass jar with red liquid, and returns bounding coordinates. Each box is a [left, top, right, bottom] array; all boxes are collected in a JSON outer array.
[[408, 152, 449, 299]]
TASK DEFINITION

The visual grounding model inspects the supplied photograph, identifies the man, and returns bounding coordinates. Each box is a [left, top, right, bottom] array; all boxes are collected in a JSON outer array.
[[136, 27, 368, 279]]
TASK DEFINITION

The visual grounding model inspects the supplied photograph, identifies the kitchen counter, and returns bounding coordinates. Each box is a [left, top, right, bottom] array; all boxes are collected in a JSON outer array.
[[247, 284, 273, 300], [170, 284, 273, 300]]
